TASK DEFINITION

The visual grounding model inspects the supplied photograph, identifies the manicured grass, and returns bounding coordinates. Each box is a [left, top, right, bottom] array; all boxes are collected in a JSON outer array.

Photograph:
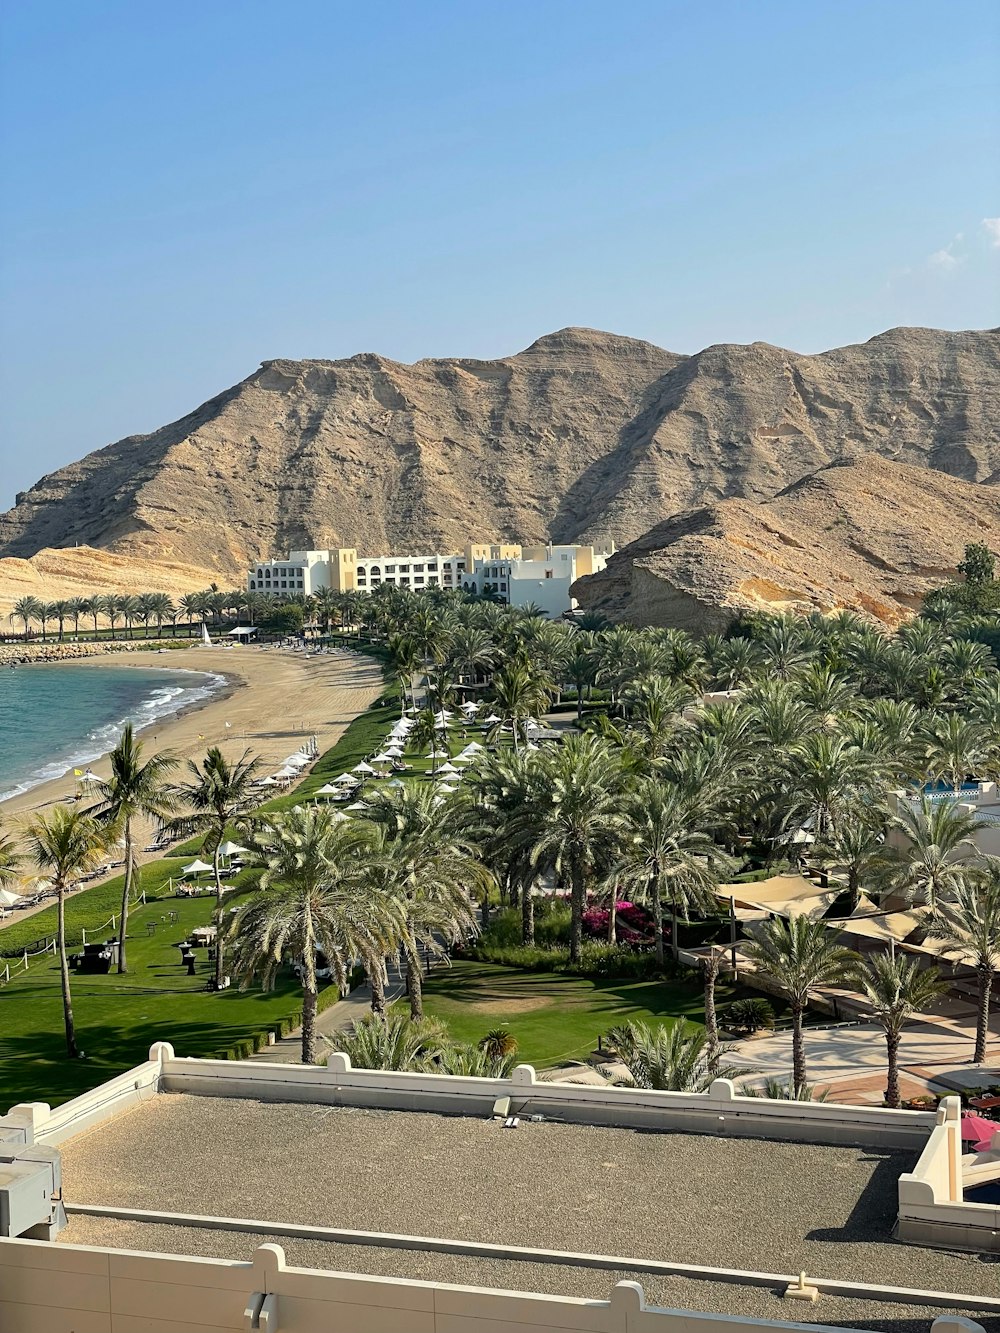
[[0, 891, 305, 1109], [0, 652, 396, 1108], [421, 959, 715, 1068]]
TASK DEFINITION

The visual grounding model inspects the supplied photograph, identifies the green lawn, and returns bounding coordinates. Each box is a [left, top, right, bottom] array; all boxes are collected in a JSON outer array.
[[422, 959, 715, 1068], [0, 891, 306, 1109], [0, 654, 399, 1109]]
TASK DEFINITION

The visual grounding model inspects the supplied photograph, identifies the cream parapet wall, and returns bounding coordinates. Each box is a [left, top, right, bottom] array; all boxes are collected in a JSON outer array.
[[4, 1045, 1000, 1331]]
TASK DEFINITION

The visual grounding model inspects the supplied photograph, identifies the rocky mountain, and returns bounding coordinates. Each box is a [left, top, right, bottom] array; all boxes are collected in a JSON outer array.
[[571, 455, 1000, 631], [1, 326, 997, 594]]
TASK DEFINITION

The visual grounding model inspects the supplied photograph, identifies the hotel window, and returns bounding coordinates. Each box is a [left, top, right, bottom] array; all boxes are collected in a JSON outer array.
[[386, 565, 396, 573], [428, 575, 439, 585], [369, 565, 381, 576], [399, 564, 410, 573], [414, 575, 424, 584], [412, 563, 424, 572]]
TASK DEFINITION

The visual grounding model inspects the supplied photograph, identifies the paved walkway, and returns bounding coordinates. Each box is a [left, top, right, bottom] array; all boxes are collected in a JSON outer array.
[[734, 1018, 1000, 1102], [252, 966, 406, 1063]]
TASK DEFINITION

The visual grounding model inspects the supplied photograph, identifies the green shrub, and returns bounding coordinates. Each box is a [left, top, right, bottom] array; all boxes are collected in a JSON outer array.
[[725, 997, 775, 1036], [465, 939, 667, 980]]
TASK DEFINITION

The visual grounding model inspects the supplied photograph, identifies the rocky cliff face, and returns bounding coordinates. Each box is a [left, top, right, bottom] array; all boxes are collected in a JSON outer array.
[[571, 456, 1000, 630], [1, 325, 997, 588]]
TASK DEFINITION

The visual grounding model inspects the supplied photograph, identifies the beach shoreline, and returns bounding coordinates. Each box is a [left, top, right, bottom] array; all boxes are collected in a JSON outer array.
[[0, 645, 385, 826]]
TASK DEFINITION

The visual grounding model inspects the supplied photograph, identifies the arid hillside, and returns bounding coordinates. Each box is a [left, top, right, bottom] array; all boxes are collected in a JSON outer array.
[[1, 326, 997, 589], [571, 456, 1000, 631]]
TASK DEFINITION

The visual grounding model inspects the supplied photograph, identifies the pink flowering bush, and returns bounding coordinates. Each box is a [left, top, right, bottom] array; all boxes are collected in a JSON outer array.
[[582, 900, 669, 948]]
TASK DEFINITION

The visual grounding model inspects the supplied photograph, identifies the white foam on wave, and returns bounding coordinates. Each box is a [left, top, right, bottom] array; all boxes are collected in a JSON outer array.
[[0, 668, 227, 802]]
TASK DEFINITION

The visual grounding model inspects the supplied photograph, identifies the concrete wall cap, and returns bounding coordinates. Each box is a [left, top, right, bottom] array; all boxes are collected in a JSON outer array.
[[325, 1052, 351, 1073], [512, 1064, 536, 1086], [148, 1041, 175, 1063]]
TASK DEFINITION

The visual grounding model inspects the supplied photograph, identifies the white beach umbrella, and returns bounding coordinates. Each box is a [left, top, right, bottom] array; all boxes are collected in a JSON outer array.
[[346, 801, 368, 811], [460, 700, 479, 712], [353, 761, 376, 775], [274, 766, 298, 779], [371, 753, 394, 764], [335, 772, 358, 784], [254, 775, 279, 787], [182, 860, 213, 876], [437, 762, 460, 775], [484, 713, 501, 724], [283, 753, 311, 768], [525, 720, 540, 732], [388, 778, 405, 788], [218, 841, 247, 857], [0, 887, 22, 908], [313, 784, 340, 797], [463, 741, 484, 752], [329, 810, 349, 822], [437, 783, 457, 794]]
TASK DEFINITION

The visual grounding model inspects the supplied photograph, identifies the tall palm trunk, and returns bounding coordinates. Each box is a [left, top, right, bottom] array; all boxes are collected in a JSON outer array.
[[521, 878, 535, 946], [885, 1030, 901, 1108], [670, 899, 680, 962], [369, 965, 387, 1018], [703, 950, 721, 1074], [651, 884, 665, 969], [117, 822, 134, 973], [975, 966, 993, 1064], [606, 895, 617, 944], [301, 981, 318, 1064], [569, 855, 586, 963], [212, 837, 225, 989], [300, 900, 318, 1063], [791, 1000, 807, 1094], [405, 942, 424, 1020], [57, 879, 78, 1058]]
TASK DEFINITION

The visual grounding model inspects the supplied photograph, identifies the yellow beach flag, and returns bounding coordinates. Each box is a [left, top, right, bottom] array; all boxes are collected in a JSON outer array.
[[73, 769, 83, 776]]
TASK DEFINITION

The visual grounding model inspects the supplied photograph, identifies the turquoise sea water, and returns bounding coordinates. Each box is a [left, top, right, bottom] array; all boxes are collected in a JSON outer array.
[[0, 663, 223, 801]]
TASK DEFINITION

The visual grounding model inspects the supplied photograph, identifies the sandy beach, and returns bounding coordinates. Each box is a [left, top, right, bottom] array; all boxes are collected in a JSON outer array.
[[0, 642, 385, 830]]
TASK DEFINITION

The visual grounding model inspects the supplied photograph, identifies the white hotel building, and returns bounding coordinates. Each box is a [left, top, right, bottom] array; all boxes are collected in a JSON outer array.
[[248, 541, 614, 617]]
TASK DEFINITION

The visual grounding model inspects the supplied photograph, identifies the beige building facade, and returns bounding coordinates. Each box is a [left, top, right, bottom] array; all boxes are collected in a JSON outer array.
[[248, 541, 613, 616]]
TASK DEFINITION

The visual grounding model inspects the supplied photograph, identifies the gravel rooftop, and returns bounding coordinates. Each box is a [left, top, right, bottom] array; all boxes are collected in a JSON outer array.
[[57, 1094, 1000, 1327]]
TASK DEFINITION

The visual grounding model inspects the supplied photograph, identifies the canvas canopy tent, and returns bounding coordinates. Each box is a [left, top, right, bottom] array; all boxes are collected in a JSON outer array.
[[182, 860, 213, 876], [217, 841, 247, 858], [0, 887, 22, 908], [716, 874, 841, 922], [314, 784, 340, 797], [830, 895, 927, 947], [228, 626, 258, 638]]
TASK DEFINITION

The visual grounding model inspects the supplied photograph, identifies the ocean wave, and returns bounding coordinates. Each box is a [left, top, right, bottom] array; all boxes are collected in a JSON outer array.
[[0, 669, 227, 803]]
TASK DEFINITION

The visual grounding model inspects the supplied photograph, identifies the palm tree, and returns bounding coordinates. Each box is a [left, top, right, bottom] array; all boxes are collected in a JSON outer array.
[[702, 946, 724, 1073], [814, 805, 888, 911], [491, 660, 549, 752], [511, 733, 629, 962], [9, 595, 42, 637], [90, 724, 178, 972], [882, 795, 986, 910], [743, 915, 857, 1095], [233, 807, 404, 1062], [82, 595, 104, 638], [22, 808, 112, 1058], [466, 747, 545, 944], [613, 780, 728, 965], [601, 1020, 754, 1091], [119, 594, 141, 639], [328, 1012, 449, 1070], [179, 593, 202, 635], [924, 713, 990, 793], [387, 634, 423, 712], [852, 952, 947, 1107], [363, 786, 487, 1019], [102, 593, 125, 640], [66, 597, 85, 638], [926, 866, 1000, 1064], [788, 732, 875, 838], [51, 599, 72, 642], [167, 747, 262, 987], [0, 821, 19, 888], [38, 602, 58, 642]]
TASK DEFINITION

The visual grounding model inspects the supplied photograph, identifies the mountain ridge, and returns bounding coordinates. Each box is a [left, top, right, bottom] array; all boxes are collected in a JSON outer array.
[[1, 326, 997, 595]]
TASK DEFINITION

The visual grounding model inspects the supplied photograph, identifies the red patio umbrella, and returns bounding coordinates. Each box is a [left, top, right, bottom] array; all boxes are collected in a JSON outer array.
[[960, 1113, 998, 1148]]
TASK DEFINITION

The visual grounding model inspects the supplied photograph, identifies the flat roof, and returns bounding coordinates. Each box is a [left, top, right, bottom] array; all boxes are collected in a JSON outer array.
[[55, 1094, 999, 1328]]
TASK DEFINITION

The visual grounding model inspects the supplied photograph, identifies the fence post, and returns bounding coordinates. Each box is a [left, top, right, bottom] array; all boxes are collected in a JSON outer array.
[[82, 927, 87, 945]]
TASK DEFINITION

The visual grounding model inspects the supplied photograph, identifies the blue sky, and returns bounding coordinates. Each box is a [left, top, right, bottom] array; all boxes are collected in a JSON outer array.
[[1, 0, 998, 507]]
